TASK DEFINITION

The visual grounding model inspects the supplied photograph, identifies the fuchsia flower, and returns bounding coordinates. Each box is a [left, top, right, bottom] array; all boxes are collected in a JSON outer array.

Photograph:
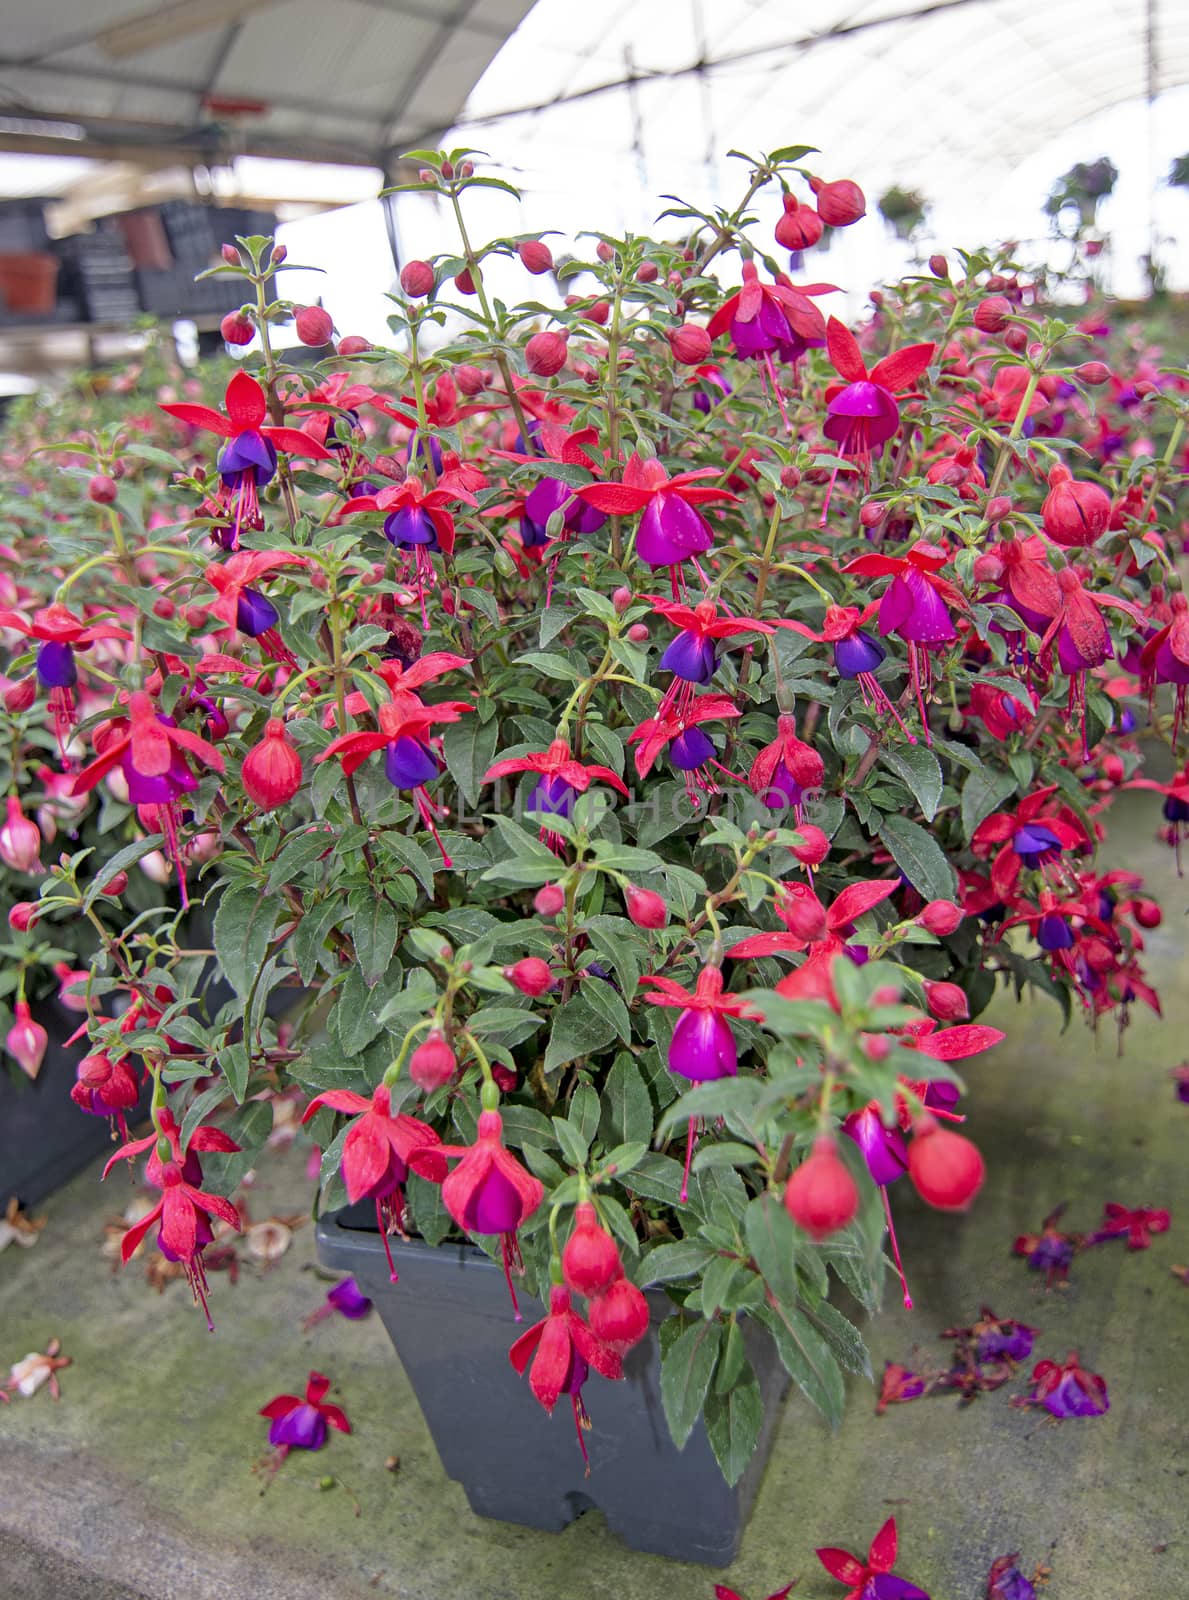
[[1013, 1203, 1084, 1287], [260, 1371, 350, 1452], [5, 1000, 47, 1080], [300, 1085, 446, 1282], [70, 1050, 139, 1138], [747, 712, 824, 817], [337, 472, 477, 620], [439, 1109, 545, 1318], [160, 369, 332, 547], [728, 876, 898, 962], [970, 785, 1088, 900], [204, 550, 308, 665], [628, 691, 742, 807], [714, 1583, 796, 1600], [986, 1555, 1038, 1600], [508, 1283, 623, 1467], [706, 259, 834, 368], [1139, 590, 1189, 741], [574, 454, 739, 587], [781, 604, 918, 741], [816, 1516, 930, 1600], [1089, 1201, 1170, 1250], [1126, 760, 1189, 872], [481, 737, 628, 852], [823, 318, 935, 466], [103, 1107, 241, 1328], [645, 595, 773, 722], [875, 1362, 927, 1413], [1016, 1351, 1109, 1419], [0, 602, 131, 756], [1034, 565, 1144, 755]]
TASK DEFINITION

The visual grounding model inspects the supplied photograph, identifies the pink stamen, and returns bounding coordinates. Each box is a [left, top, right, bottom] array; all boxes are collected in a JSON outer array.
[[680, 1115, 699, 1202], [909, 646, 932, 746], [416, 789, 453, 868], [502, 1235, 523, 1321], [375, 1197, 399, 1283], [762, 350, 793, 435], [881, 1186, 913, 1310]]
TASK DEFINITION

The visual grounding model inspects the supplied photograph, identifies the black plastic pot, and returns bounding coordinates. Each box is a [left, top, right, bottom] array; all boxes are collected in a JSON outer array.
[[316, 1209, 788, 1565], [0, 996, 150, 1210]]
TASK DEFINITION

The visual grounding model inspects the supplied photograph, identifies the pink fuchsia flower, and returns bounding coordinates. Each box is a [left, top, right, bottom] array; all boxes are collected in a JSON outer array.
[[0, 602, 131, 756], [260, 1371, 350, 1452], [102, 1108, 241, 1328], [727, 877, 899, 962], [967, 681, 1036, 741], [1140, 590, 1189, 742], [480, 736, 629, 852], [53, 962, 91, 1013], [338, 472, 477, 620], [160, 369, 332, 547], [1034, 565, 1144, 755], [1013, 1203, 1085, 1287], [1125, 761, 1189, 873], [5, 1000, 47, 1080], [706, 259, 834, 365], [781, 604, 920, 742], [204, 550, 308, 666], [508, 1283, 623, 1467], [970, 784, 1088, 901], [300, 1085, 446, 1282], [0, 797, 41, 874], [816, 1516, 930, 1600], [823, 317, 935, 466], [1089, 1201, 1170, 1250], [645, 595, 773, 722], [70, 1051, 140, 1139], [989, 364, 1049, 425], [628, 691, 742, 807], [986, 1554, 1039, 1600], [747, 712, 824, 818], [574, 453, 740, 587], [439, 1108, 545, 1317], [1016, 1351, 1109, 1419]]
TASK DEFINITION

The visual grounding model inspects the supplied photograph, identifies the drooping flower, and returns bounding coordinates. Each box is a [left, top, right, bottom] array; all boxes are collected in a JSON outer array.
[[299, 1276, 373, 1328], [822, 317, 935, 468], [574, 453, 740, 588], [1088, 1201, 1170, 1250], [970, 785, 1089, 900], [1015, 1351, 1109, 1419], [70, 1050, 140, 1138], [1139, 590, 1189, 742], [561, 1202, 622, 1296], [480, 737, 628, 852], [1126, 761, 1189, 873], [5, 999, 47, 1080], [784, 1136, 860, 1240], [439, 1109, 545, 1317], [336, 472, 477, 621], [508, 1283, 623, 1466], [628, 692, 742, 807], [1034, 566, 1144, 756], [748, 713, 824, 818], [160, 369, 332, 547], [102, 1108, 242, 1328], [816, 1516, 930, 1600], [729, 876, 899, 964], [300, 1085, 447, 1282], [0, 602, 131, 756], [204, 550, 308, 666], [259, 1371, 350, 1452], [781, 604, 919, 742], [706, 260, 834, 388], [645, 595, 773, 722]]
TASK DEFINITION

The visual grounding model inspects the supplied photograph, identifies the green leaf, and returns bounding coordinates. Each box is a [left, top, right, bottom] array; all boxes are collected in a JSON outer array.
[[640, 1239, 716, 1285], [660, 1319, 722, 1449], [213, 885, 276, 998], [83, 834, 165, 909], [880, 743, 944, 822], [442, 715, 499, 808], [626, 1152, 700, 1210], [349, 894, 400, 986], [743, 1193, 798, 1306], [577, 975, 632, 1045], [569, 1082, 600, 1150], [759, 1301, 846, 1427], [266, 829, 333, 892], [806, 1298, 873, 1380], [332, 967, 396, 1056], [877, 814, 957, 901], [703, 1361, 762, 1486], [292, 897, 343, 985], [598, 1053, 655, 1148], [516, 651, 583, 683], [544, 993, 619, 1073], [216, 1042, 249, 1103], [960, 766, 1017, 841]]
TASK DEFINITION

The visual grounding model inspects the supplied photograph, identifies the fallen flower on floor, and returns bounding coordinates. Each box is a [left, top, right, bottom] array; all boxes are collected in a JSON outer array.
[[301, 1276, 373, 1330], [1170, 1265, 1189, 1287], [260, 1371, 351, 1455], [986, 1553, 1045, 1599], [1088, 1202, 1171, 1250], [943, 1307, 1037, 1365], [1013, 1351, 1109, 1419], [0, 1338, 71, 1401], [816, 1516, 930, 1599], [1013, 1204, 1084, 1287], [0, 1196, 46, 1252], [714, 1582, 796, 1599], [875, 1362, 928, 1413], [1171, 1064, 1189, 1105]]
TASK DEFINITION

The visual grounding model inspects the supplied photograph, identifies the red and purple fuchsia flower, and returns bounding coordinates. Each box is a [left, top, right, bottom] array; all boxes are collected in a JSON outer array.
[[817, 1516, 931, 1600], [1014, 1351, 1109, 1419], [705, 259, 834, 426], [336, 469, 477, 623], [1013, 1203, 1084, 1287], [822, 316, 935, 473], [985, 1554, 1041, 1600], [0, 602, 130, 759], [204, 549, 307, 666], [628, 691, 742, 808], [439, 1102, 545, 1318], [508, 1283, 623, 1469], [259, 1371, 350, 1455], [160, 369, 332, 548], [480, 736, 629, 854], [573, 453, 740, 594], [1088, 1201, 1171, 1250], [103, 1108, 241, 1328], [645, 595, 773, 723], [782, 604, 919, 742]]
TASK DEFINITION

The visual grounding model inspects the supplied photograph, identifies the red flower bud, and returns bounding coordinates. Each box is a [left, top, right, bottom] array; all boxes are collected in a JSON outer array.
[[776, 882, 828, 943], [1100, 753, 1124, 784], [586, 301, 610, 326], [152, 596, 175, 619], [624, 885, 668, 929], [454, 268, 476, 296], [780, 464, 801, 490], [784, 1136, 859, 1240], [418, 168, 435, 184], [1076, 361, 1110, 386], [973, 296, 1011, 334], [859, 501, 885, 528], [1131, 898, 1161, 929], [871, 983, 902, 1006], [626, 623, 649, 643], [220, 311, 254, 345], [588, 1274, 649, 1353], [986, 495, 1013, 524], [8, 901, 38, 931], [454, 363, 485, 395], [503, 957, 555, 996], [409, 1030, 457, 1092], [294, 305, 334, 346], [667, 322, 712, 365], [908, 1116, 985, 1211], [534, 883, 565, 917], [562, 1201, 621, 1295], [525, 330, 568, 377], [270, 243, 287, 265], [918, 900, 963, 937], [635, 260, 658, 283], [459, 160, 474, 178], [101, 871, 128, 897], [808, 176, 866, 226], [612, 586, 633, 614], [0, 796, 41, 873], [88, 473, 119, 504], [775, 194, 824, 251], [1041, 464, 1110, 548], [221, 243, 241, 266], [516, 238, 553, 274], [440, 160, 454, 179], [790, 824, 830, 867], [4, 677, 37, 713], [241, 719, 302, 810], [6, 999, 47, 1080], [596, 241, 614, 264], [863, 1033, 891, 1062], [1003, 325, 1028, 354], [337, 335, 372, 356], [972, 552, 1004, 584], [929, 253, 949, 278], [922, 979, 970, 1022], [400, 260, 435, 297]]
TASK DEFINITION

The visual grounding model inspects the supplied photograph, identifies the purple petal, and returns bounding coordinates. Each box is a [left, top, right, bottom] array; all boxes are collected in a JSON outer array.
[[269, 1402, 328, 1450], [843, 1105, 908, 1186], [1044, 1371, 1109, 1418], [327, 1277, 372, 1320], [636, 493, 713, 567], [867, 1578, 931, 1600], [465, 1164, 523, 1233], [669, 1007, 738, 1081]]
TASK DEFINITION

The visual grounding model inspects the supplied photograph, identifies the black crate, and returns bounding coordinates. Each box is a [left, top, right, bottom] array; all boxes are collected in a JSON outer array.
[[0, 199, 50, 253]]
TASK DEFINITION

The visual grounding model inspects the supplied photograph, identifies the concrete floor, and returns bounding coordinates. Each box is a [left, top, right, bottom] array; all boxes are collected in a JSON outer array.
[[1, 787, 1186, 1600]]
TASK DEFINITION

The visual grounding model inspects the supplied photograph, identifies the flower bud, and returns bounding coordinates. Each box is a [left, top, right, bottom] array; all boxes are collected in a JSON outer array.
[[241, 719, 302, 810], [667, 322, 712, 365], [514, 238, 554, 275], [588, 1274, 649, 1352], [626, 623, 649, 643], [534, 883, 565, 917], [454, 363, 484, 395], [0, 796, 41, 873], [220, 311, 254, 345], [294, 305, 334, 346], [929, 253, 949, 278], [862, 1033, 891, 1062], [776, 882, 828, 943], [440, 160, 454, 179], [871, 983, 901, 1007], [270, 243, 287, 265], [1003, 325, 1028, 353], [775, 194, 823, 251], [454, 268, 476, 296], [562, 1201, 621, 1295], [1041, 464, 1110, 548], [1131, 898, 1161, 929], [973, 296, 1011, 333], [784, 1136, 860, 1240], [908, 1116, 985, 1211], [418, 168, 435, 184], [337, 335, 372, 356], [221, 243, 241, 266], [1076, 361, 1110, 386], [624, 885, 668, 929], [918, 899, 963, 937], [400, 259, 435, 297], [8, 901, 38, 931], [612, 586, 633, 614], [922, 979, 970, 1021], [101, 870, 128, 897], [4, 677, 37, 713], [459, 160, 474, 178], [972, 552, 1003, 584], [596, 241, 615, 264], [790, 824, 830, 867], [780, 464, 801, 490], [859, 501, 885, 528], [587, 300, 610, 326], [6, 1000, 48, 1080], [808, 176, 866, 226], [88, 473, 119, 504], [636, 260, 658, 282], [986, 495, 1012, 524], [525, 330, 568, 377], [503, 957, 555, 996], [409, 1029, 456, 1092]]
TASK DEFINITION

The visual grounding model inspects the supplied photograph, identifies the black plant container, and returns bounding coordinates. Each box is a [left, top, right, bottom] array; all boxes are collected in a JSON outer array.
[[316, 1209, 788, 1565]]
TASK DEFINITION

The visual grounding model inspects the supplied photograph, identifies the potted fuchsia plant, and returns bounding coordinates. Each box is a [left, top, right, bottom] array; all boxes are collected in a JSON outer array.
[[3, 139, 1187, 1563]]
